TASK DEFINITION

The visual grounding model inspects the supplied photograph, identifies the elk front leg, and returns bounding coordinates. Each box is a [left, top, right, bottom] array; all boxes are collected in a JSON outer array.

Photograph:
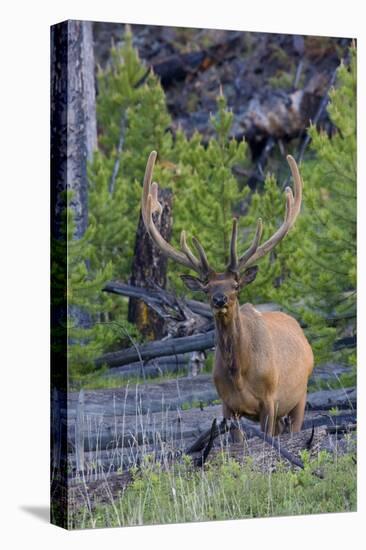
[[222, 402, 244, 443], [260, 398, 276, 435]]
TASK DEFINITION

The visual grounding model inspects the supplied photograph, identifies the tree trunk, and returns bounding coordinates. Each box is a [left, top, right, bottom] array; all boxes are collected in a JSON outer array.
[[51, 20, 97, 527], [81, 22, 98, 161], [128, 187, 173, 339], [51, 19, 98, 337], [51, 20, 96, 239], [65, 20, 97, 237]]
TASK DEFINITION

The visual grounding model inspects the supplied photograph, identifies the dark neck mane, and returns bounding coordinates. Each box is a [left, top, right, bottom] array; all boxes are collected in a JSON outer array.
[[214, 301, 247, 375]]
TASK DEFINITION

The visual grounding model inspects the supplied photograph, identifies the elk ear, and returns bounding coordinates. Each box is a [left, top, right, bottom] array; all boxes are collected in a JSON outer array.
[[239, 266, 258, 287], [180, 275, 206, 291]]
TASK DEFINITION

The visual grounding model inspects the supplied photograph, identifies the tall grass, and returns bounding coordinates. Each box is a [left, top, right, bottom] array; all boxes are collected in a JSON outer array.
[[68, 448, 356, 529]]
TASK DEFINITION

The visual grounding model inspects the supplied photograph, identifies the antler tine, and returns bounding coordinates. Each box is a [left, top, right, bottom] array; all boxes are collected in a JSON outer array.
[[239, 155, 303, 270], [192, 237, 212, 277], [141, 151, 208, 276], [286, 154, 302, 218], [142, 152, 164, 234], [150, 181, 163, 217], [227, 218, 239, 272], [180, 230, 202, 272], [238, 218, 263, 270]]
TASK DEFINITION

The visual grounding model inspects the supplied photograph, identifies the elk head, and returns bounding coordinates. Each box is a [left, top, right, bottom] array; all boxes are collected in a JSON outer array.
[[141, 151, 302, 322]]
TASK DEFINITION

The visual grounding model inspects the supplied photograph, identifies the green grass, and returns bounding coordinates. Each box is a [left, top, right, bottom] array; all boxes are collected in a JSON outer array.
[[69, 450, 356, 529]]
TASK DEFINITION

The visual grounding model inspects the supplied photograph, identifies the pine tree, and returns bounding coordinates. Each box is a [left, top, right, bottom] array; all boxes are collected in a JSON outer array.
[[241, 46, 356, 367], [88, 28, 173, 283], [166, 92, 251, 293], [65, 196, 115, 381], [295, 46, 356, 367], [65, 27, 356, 382], [66, 28, 175, 381]]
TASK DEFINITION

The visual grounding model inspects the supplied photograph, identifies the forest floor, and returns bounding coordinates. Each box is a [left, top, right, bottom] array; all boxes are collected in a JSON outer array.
[[68, 440, 356, 529], [66, 417, 356, 528], [93, 23, 350, 142], [59, 369, 357, 529]]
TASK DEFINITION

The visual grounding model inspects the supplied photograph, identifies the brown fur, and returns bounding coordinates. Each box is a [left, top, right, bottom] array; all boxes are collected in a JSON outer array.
[[208, 276, 314, 436]]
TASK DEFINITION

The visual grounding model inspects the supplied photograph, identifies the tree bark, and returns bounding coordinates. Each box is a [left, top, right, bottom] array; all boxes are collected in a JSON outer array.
[[128, 187, 173, 339], [51, 19, 98, 337], [51, 20, 97, 527], [81, 22, 98, 161], [65, 20, 97, 237], [51, 20, 96, 239]]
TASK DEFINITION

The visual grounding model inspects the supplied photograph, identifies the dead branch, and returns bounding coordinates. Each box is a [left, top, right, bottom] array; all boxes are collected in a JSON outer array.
[[103, 280, 213, 319], [193, 418, 224, 467], [186, 417, 305, 470], [306, 425, 315, 450]]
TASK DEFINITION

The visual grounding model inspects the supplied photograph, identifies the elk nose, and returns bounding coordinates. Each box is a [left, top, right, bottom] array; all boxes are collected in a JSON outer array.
[[212, 293, 228, 308]]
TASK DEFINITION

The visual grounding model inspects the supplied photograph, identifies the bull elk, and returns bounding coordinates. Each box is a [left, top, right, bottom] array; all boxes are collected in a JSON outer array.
[[141, 151, 313, 436]]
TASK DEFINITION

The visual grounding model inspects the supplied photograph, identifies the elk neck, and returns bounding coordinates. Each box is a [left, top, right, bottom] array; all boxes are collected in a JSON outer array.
[[214, 299, 250, 376]]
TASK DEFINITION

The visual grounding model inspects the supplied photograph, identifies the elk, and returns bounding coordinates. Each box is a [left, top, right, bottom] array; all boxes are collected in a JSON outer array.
[[141, 151, 313, 436]]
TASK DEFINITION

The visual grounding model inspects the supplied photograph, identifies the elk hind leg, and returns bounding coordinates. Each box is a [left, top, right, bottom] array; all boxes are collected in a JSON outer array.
[[275, 417, 286, 435], [288, 392, 307, 432]]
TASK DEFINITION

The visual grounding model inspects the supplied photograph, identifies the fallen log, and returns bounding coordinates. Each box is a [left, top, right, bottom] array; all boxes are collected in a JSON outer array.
[[67, 385, 219, 418], [66, 399, 356, 454], [302, 412, 356, 430], [306, 387, 356, 411], [67, 443, 182, 475], [326, 423, 357, 434], [102, 354, 190, 380], [95, 330, 215, 368], [67, 403, 223, 452], [67, 410, 357, 475]]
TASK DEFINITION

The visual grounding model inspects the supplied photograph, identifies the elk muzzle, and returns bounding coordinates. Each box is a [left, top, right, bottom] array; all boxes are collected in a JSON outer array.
[[212, 293, 228, 309]]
